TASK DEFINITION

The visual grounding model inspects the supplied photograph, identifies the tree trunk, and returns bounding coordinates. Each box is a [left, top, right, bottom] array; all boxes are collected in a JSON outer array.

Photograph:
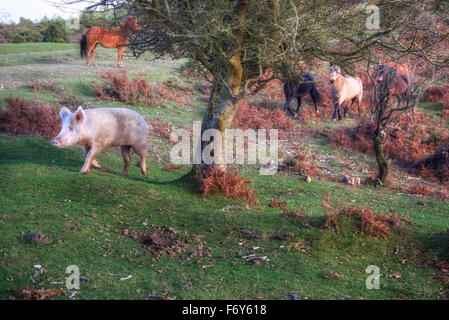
[[373, 129, 390, 185], [192, 55, 243, 175], [192, 1, 246, 176]]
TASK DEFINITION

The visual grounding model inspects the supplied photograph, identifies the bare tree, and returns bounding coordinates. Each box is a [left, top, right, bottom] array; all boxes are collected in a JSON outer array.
[[367, 59, 444, 185]]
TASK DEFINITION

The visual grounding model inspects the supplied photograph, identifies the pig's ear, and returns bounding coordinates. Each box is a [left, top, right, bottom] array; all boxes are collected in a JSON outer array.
[[73, 106, 85, 124], [60, 107, 71, 119]]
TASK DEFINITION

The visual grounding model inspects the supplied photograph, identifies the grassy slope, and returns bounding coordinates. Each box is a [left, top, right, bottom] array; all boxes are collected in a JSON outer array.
[[0, 43, 448, 300]]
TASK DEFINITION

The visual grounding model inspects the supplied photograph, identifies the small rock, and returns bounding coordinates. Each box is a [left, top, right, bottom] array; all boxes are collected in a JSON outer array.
[[24, 233, 54, 244], [342, 174, 360, 186], [245, 256, 268, 265]]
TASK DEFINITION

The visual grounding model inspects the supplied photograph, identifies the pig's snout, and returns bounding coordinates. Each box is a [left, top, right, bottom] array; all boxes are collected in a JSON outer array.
[[51, 138, 62, 147]]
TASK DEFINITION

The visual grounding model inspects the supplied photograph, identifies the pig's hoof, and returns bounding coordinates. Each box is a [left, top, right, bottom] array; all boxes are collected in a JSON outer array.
[[121, 170, 129, 176], [80, 168, 89, 174], [92, 160, 101, 168]]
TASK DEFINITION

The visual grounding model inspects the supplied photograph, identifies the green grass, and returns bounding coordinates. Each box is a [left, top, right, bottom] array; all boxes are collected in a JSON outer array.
[[1, 43, 448, 300], [0, 135, 448, 299], [0, 43, 77, 55]]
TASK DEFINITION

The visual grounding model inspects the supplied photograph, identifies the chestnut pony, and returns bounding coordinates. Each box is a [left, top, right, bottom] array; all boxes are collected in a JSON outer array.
[[80, 16, 141, 67], [375, 62, 411, 107]]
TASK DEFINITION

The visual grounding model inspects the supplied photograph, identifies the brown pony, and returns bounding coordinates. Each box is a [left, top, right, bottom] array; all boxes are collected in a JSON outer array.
[[375, 62, 411, 105], [80, 16, 141, 67]]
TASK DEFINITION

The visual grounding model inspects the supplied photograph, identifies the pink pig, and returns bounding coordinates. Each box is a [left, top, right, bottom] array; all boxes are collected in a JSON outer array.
[[52, 106, 149, 175]]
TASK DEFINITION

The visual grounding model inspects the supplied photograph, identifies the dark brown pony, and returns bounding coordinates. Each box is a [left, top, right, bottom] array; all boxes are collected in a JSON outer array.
[[80, 16, 141, 67]]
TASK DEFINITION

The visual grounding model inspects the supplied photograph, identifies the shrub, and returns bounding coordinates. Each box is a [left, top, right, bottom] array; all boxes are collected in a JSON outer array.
[[146, 118, 172, 138], [322, 195, 410, 240], [413, 146, 449, 185], [92, 70, 156, 106], [194, 167, 257, 205], [42, 20, 70, 43], [93, 70, 193, 107], [403, 184, 448, 199], [232, 100, 294, 138], [0, 97, 60, 140], [330, 112, 449, 166], [422, 86, 449, 107]]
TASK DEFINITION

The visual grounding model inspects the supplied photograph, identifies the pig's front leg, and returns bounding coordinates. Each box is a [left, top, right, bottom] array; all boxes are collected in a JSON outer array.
[[84, 147, 102, 169], [81, 146, 102, 174]]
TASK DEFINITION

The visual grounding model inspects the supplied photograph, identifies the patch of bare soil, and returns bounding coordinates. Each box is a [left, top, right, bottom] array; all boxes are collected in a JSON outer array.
[[121, 226, 211, 260], [24, 233, 54, 244]]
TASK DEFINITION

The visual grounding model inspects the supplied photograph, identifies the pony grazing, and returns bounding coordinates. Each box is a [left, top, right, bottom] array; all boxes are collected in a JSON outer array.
[[329, 65, 363, 121], [282, 73, 321, 116], [375, 63, 411, 105], [80, 16, 141, 68]]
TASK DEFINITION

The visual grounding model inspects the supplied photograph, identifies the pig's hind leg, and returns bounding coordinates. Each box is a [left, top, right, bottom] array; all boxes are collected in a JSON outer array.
[[81, 146, 102, 174], [120, 146, 132, 175], [133, 145, 147, 176], [84, 147, 101, 169]]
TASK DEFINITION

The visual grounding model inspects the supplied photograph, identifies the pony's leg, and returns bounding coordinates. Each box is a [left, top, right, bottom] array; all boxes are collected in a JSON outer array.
[[86, 42, 97, 66], [295, 96, 302, 115], [90, 45, 97, 67], [357, 95, 363, 117], [332, 103, 339, 121], [345, 98, 356, 118], [283, 96, 294, 114], [117, 46, 126, 68], [86, 46, 90, 65], [310, 89, 318, 114]]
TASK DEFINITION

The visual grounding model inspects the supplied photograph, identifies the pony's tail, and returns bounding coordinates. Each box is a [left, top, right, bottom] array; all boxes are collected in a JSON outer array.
[[80, 34, 88, 58]]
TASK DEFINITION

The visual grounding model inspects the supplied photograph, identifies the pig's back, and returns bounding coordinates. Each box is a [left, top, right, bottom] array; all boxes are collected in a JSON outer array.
[[85, 108, 149, 148]]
